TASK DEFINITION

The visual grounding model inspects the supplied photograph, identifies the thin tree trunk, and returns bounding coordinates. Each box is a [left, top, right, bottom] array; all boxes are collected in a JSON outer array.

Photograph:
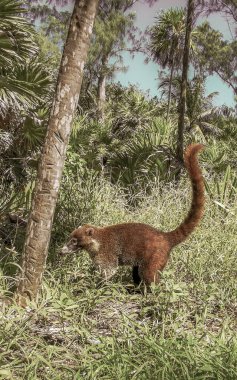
[[166, 58, 174, 121], [97, 73, 106, 121], [16, 0, 99, 306], [177, 0, 195, 162], [97, 55, 109, 121]]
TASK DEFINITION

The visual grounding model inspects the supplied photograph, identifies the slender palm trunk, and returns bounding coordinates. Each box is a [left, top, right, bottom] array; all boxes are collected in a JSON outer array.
[[166, 58, 174, 121], [97, 55, 109, 121], [97, 73, 106, 121], [16, 0, 99, 306], [177, 0, 195, 162]]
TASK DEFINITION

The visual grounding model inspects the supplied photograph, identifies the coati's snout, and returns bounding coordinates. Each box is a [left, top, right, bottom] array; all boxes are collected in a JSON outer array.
[[60, 225, 95, 255], [60, 237, 80, 255]]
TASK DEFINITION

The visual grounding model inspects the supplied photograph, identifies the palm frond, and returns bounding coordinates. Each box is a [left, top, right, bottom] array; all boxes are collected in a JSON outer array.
[[0, 0, 38, 66], [149, 8, 186, 67], [0, 61, 51, 116]]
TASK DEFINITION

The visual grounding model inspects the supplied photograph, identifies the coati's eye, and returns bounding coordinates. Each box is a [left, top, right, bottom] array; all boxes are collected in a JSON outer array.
[[71, 238, 78, 245]]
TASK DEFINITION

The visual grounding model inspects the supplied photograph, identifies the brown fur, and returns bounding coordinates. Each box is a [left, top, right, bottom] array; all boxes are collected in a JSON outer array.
[[61, 144, 205, 286]]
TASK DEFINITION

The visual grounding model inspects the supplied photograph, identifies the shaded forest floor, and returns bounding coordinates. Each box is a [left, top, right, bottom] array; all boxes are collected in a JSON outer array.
[[0, 182, 237, 379]]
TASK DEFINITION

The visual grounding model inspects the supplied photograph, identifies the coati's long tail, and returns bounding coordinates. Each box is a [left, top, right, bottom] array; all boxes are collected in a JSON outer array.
[[166, 144, 205, 247]]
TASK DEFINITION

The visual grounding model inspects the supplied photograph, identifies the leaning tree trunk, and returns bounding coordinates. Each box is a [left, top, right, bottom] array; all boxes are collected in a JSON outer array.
[[177, 0, 195, 162], [16, 0, 99, 306]]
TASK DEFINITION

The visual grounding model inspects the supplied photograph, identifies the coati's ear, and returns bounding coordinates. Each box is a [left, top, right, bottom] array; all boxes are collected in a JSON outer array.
[[85, 227, 94, 236]]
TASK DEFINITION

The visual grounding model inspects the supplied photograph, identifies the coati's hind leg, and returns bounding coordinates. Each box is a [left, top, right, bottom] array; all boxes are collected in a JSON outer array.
[[132, 266, 141, 285], [139, 255, 168, 286]]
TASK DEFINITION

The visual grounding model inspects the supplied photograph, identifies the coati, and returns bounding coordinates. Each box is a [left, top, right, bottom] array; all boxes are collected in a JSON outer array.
[[61, 144, 205, 286]]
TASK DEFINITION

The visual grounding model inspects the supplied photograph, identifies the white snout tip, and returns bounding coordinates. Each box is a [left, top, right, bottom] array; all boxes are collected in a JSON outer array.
[[61, 245, 70, 254]]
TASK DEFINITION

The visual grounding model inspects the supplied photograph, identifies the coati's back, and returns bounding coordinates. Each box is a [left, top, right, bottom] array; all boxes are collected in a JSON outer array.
[[99, 223, 169, 265]]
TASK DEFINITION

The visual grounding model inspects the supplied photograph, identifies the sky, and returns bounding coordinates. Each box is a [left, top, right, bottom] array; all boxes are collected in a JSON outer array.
[[113, 0, 236, 107]]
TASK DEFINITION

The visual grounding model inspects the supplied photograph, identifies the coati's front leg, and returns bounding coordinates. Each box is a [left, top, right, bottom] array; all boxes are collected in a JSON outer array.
[[94, 256, 118, 281]]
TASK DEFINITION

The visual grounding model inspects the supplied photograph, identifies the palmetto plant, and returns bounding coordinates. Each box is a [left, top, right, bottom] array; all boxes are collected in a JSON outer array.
[[0, 0, 52, 116], [0, 0, 51, 208], [109, 118, 178, 192], [0, 110, 49, 189], [69, 117, 118, 172], [0, 0, 52, 112], [70, 86, 172, 187], [0, 0, 38, 66], [108, 84, 160, 138], [0, 61, 51, 117], [0, 60, 51, 186]]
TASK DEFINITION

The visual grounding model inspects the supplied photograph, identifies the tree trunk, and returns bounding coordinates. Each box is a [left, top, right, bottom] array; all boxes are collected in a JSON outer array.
[[166, 58, 175, 121], [177, 0, 195, 162], [16, 0, 99, 306], [97, 73, 106, 121], [97, 55, 109, 121]]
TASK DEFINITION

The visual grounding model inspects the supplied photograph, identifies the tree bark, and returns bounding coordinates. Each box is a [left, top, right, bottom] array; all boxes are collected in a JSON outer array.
[[97, 73, 106, 121], [97, 55, 109, 122], [177, 0, 195, 162], [166, 58, 175, 121], [16, 0, 99, 306]]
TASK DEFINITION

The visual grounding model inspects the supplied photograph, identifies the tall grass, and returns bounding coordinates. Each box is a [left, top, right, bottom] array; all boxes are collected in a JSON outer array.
[[0, 175, 237, 379]]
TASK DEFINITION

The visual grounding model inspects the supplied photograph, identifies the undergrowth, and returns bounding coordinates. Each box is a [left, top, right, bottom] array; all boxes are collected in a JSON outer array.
[[0, 177, 237, 379]]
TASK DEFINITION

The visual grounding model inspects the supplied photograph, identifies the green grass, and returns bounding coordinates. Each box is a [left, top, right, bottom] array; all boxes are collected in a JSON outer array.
[[0, 179, 237, 379]]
